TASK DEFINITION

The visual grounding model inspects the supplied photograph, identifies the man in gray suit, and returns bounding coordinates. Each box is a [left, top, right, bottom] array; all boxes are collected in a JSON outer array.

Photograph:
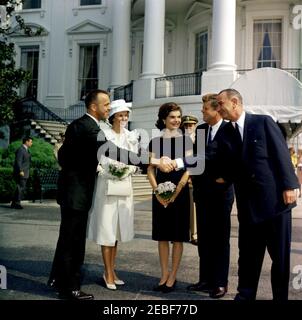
[[11, 136, 33, 209]]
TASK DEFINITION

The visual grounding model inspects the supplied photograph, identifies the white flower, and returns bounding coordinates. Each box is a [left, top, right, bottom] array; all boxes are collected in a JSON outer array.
[[156, 181, 176, 197]]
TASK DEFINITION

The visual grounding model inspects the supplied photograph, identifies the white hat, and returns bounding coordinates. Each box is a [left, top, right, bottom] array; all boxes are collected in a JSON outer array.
[[109, 99, 132, 117]]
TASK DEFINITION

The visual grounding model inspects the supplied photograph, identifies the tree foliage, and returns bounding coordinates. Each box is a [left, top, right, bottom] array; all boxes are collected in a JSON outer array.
[[0, 0, 42, 126]]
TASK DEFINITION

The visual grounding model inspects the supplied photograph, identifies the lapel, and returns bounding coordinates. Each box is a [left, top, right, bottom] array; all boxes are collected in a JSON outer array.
[[242, 113, 254, 158], [212, 120, 227, 141], [22, 145, 30, 158]]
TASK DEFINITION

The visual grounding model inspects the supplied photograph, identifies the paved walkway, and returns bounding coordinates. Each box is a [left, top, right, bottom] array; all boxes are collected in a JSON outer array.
[[0, 196, 302, 301]]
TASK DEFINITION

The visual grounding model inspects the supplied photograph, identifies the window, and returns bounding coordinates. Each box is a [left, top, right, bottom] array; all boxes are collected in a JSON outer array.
[[80, 0, 102, 5], [195, 31, 208, 72], [253, 19, 282, 68], [20, 46, 39, 99], [22, 0, 41, 9], [78, 45, 99, 100]]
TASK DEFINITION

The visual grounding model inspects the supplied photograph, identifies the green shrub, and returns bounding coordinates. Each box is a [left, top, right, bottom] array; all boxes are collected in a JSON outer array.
[[0, 138, 59, 202], [0, 137, 58, 169], [0, 168, 16, 203], [0, 167, 49, 203]]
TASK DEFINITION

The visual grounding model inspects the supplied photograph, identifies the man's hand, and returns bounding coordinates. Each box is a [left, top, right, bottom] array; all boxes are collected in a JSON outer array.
[[283, 189, 297, 205], [215, 177, 226, 184], [19, 171, 24, 177], [157, 156, 176, 173]]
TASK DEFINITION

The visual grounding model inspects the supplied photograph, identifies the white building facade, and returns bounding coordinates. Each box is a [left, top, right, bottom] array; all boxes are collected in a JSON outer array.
[[12, 0, 302, 133]]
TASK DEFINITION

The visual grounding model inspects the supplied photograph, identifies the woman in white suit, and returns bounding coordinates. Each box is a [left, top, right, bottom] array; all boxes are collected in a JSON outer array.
[[87, 99, 139, 290]]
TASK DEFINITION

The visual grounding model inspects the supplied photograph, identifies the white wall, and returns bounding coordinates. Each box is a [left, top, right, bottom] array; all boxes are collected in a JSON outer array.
[[14, 0, 113, 109], [11, 0, 301, 115]]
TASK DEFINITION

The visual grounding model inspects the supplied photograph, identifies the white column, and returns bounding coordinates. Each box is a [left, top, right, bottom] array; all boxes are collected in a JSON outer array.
[[300, 28, 302, 68], [140, 0, 165, 79], [110, 0, 131, 88], [201, 0, 237, 94], [209, 0, 236, 71]]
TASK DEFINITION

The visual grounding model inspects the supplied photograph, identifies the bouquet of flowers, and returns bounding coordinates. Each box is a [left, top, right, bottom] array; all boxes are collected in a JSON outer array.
[[155, 181, 176, 201], [108, 162, 129, 179]]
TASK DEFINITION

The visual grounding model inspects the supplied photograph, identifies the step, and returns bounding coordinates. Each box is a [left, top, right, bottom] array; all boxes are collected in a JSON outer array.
[[37, 120, 66, 126]]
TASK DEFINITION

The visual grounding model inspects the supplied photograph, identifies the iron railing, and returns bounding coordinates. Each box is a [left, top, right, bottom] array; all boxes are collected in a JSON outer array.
[[113, 81, 133, 102], [15, 97, 67, 123], [237, 68, 301, 81], [50, 102, 86, 122], [155, 71, 203, 99]]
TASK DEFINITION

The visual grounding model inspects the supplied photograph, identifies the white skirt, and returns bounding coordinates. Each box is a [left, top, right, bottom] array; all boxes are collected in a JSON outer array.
[[87, 175, 134, 246]]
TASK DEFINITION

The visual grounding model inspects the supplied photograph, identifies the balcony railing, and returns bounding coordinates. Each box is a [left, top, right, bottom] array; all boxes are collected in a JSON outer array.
[[237, 68, 301, 81], [113, 81, 133, 102], [155, 71, 203, 99]]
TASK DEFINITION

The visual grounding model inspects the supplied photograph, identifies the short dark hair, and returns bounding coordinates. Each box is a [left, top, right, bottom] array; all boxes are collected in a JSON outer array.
[[155, 102, 182, 130], [84, 89, 109, 109], [23, 136, 32, 144], [218, 88, 243, 104], [202, 93, 219, 109]]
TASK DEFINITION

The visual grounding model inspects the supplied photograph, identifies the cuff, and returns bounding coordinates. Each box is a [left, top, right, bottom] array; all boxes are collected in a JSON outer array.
[[175, 158, 184, 171]]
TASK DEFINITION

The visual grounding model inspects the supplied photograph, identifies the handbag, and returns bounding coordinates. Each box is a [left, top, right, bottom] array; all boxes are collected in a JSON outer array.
[[106, 177, 131, 196]]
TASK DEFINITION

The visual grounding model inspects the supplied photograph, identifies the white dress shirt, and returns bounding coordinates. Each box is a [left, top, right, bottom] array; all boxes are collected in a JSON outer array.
[[231, 111, 246, 141]]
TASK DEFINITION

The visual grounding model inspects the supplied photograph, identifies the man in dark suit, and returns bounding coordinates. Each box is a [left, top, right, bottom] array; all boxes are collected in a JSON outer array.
[[216, 88, 299, 301], [11, 136, 33, 209], [48, 90, 147, 300], [187, 94, 234, 298]]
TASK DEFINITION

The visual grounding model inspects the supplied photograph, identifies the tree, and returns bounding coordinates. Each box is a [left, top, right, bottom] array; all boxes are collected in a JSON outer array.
[[0, 0, 42, 127]]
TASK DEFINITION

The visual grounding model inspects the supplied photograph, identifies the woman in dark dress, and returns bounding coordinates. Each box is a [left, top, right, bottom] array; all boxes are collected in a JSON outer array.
[[147, 102, 193, 293]]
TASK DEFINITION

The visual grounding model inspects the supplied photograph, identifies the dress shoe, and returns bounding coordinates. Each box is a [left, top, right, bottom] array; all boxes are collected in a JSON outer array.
[[187, 282, 212, 292], [47, 278, 58, 291], [234, 293, 251, 301], [162, 280, 177, 293], [103, 274, 117, 290], [210, 286, 228, 299], [114, 279, 125, 286], [11, 203, 23, 209], [153, 282, 167, 292], [190, 239, 198, 246], [58, 290, 94, 300]]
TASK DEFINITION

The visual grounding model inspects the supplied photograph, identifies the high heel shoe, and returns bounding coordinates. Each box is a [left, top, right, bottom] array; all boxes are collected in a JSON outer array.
[[162, 280, 177, 293], [114, 279, 125, 286], [103, 274, 117, 290], [153, 281, 167, 292]]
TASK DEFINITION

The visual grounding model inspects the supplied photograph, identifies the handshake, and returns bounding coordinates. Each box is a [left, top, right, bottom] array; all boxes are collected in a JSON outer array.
[[151, 156, 178, 173]]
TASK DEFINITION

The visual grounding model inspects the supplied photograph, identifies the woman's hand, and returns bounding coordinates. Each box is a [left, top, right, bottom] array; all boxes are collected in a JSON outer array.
[[155, 194, 169, 207], [167, 184, 183, 205]]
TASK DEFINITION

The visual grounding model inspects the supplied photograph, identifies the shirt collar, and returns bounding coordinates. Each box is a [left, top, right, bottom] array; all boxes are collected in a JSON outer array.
[[85, 112, 101, 126], [210, 118, 223, 132], [232, 111, 246, 130], [22, 144, 28, 150]]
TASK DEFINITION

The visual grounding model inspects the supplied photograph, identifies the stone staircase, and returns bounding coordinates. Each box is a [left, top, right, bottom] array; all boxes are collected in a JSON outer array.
[[132, 174, 152, 199], [30, 120, 67, 145]]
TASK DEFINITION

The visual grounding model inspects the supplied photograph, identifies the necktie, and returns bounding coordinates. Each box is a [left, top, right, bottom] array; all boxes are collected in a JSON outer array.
[[233, 123, 243, 149], [207, 126, 212, 145]]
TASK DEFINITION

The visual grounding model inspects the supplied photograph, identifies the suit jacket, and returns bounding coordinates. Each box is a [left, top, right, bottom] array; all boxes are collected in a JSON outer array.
[[13, 145, 31, 179], [57, 114, 146, 211], [192, 121, 233, 200], [221, 113, 299, 223]]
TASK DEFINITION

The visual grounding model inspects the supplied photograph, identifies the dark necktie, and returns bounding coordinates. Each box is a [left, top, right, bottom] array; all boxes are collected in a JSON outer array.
[[233, 123, 243, 149], [207, 126, 212, 146]]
